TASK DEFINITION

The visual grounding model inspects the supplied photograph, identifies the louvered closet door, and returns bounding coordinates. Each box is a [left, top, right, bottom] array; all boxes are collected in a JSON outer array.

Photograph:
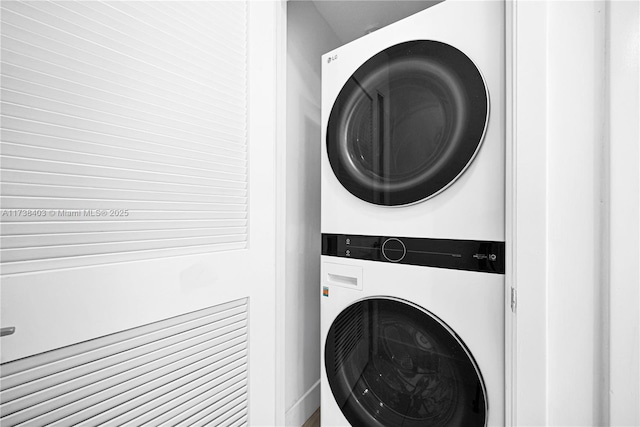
[[0, 1, 279, 425], [1, 1, 248, 274]]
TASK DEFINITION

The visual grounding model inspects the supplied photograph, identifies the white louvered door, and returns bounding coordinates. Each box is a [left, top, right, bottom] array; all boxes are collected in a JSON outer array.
[[0, 1, 279, 425], [1, 1, 249, 274]]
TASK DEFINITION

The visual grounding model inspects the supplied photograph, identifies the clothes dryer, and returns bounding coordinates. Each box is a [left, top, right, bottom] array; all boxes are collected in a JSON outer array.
[[321, 0, 504, 241]]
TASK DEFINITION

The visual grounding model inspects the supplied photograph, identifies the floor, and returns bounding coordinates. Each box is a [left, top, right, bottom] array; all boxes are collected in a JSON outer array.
[[302, 409, 320, 427]]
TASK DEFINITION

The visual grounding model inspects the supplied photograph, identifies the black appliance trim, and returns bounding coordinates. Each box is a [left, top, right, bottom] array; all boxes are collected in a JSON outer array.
[[322, 233, 505, 274]]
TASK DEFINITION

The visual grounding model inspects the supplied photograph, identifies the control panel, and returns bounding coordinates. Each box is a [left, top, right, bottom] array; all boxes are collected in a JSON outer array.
[[322, 234, 505, 274]]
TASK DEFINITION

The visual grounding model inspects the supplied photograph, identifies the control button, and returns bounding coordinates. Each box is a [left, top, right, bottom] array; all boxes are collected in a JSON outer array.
[[489, 254, 497, 261], [382, 238, 406, 262]]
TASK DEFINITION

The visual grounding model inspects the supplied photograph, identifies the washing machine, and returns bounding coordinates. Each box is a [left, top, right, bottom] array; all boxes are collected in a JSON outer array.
[[320, 1, 505, 425], [320, 236, 505, 426], [321, 0, 504, 241]]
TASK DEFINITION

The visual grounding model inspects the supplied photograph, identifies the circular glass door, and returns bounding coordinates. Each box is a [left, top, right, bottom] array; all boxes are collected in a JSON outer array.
[[325, 298, 487, 427], [326, 40, 488, 206]]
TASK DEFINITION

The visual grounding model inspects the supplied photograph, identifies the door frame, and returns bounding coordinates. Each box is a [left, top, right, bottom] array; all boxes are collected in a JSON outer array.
[[274, 0, 288, 425], [506, 1, 640, 425]]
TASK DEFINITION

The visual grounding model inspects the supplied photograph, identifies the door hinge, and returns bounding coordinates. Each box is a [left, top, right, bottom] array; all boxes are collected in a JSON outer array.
[[510, 287, 517, 313]]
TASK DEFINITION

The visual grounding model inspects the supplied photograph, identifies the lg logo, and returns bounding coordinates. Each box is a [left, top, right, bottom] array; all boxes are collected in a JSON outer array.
[[327, 54, 338, 63]]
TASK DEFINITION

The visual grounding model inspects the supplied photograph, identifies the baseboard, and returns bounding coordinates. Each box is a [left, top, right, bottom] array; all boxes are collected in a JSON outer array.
[[285, 380, 321, 426]]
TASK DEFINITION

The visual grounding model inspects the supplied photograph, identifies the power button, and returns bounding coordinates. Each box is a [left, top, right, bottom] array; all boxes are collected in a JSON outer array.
[[382, 238, 406, 262]]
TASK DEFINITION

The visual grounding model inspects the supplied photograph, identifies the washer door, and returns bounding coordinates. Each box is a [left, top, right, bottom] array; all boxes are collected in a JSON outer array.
[[325, 298, 487, 427], [326, 41, 488, 206]]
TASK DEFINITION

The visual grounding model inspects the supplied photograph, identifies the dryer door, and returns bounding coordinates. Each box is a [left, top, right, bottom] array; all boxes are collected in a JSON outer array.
[[326, 40, 488, 206], [325, 298, 487, 427]]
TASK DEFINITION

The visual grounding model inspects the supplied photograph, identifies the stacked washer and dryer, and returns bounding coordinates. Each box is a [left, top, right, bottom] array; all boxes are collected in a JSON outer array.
[[320, 1, 505, 426]]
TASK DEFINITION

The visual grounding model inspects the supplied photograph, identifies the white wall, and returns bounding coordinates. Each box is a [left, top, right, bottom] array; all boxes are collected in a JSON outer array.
[[513, 2, 606, 424], [284, 2, 340, 425], [512, 1, 640, 425], [545, 2, 605, 424]]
